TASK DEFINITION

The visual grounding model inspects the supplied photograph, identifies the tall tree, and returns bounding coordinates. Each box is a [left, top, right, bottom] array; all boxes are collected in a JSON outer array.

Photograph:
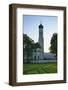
[[23, 34, 41, 63], [49, 33, 57, 57], [23, 34, 34, 63]]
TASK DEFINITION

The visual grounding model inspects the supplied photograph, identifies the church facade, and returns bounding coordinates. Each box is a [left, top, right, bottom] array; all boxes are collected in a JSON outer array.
[[23, 23, 56, 63], [32, 24, 44, 60]]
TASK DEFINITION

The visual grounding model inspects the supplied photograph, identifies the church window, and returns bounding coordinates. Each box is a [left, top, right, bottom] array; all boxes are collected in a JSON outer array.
[[38, 56, 39, 59], [34, 56, 36, 60]]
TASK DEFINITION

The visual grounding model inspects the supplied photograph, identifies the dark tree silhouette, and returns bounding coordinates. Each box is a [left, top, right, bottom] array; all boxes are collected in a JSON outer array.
[[33, 42, 41, 49], [23, 34, 41, 63], [23, 34, 34, 63], [49, 33, 57, 58]]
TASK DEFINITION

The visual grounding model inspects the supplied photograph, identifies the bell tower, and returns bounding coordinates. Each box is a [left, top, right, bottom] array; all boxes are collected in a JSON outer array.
[[38, 23, 44, 53]]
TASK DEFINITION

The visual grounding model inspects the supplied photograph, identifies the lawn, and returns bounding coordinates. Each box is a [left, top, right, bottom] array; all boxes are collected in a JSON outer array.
[[23, 63, 57, 75]]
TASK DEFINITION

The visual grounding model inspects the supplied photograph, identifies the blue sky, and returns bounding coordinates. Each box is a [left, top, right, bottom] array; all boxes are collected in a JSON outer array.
[[23, 15, 57, 52]]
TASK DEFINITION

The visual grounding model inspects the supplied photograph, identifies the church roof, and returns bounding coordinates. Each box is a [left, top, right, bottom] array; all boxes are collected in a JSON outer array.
[[39, 24, 43, 28]]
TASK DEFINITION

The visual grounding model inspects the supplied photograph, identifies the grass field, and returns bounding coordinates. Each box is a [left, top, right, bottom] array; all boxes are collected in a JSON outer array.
[[23, 63, 57, 75]]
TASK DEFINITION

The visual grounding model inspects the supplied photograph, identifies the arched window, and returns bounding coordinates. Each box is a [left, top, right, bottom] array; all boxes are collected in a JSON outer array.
[[38, 56, 39, 60], [34, 56, 36, 60]]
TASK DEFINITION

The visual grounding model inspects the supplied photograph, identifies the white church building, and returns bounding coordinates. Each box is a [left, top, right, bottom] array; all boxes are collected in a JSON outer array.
[[32, 23, 56, 61], [32, 24, 44, 60], [24, 23, 57, 63]]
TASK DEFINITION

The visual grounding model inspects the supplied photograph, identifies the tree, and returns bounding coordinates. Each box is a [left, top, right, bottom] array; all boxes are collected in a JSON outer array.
[[49, 33, 57, 57], [23, 34, 34, 63], [33, 42, 41, 49], [23, 34, 41, 63]]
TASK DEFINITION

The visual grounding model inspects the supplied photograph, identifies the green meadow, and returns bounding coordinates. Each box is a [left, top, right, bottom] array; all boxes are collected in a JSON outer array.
[[23, 63, 57, 75]]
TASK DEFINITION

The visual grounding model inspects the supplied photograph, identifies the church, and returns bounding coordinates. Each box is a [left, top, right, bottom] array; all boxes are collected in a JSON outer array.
[[23, 23, 56, 63], [32, 23, 44, 60]]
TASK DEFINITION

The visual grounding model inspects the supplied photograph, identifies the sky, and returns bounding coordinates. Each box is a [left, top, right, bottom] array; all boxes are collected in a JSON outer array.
[[23, 15, 57, 52]]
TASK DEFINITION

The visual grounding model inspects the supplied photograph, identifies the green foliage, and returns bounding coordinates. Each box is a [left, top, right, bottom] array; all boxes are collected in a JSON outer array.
[[23, 34, 41, 63], [34, 42, 41, 49], [23, 34, 34, 62], [23, 63, 57, 74], [49, 33, 57, 57]]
